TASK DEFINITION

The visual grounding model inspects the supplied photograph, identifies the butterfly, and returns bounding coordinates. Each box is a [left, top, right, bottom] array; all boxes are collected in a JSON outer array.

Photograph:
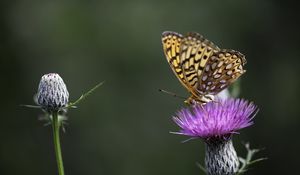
[[161, 31, 247, 105]]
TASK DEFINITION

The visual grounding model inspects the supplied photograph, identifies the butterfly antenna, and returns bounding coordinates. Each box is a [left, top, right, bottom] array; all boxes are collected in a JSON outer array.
[[158, 89, 186, 100]]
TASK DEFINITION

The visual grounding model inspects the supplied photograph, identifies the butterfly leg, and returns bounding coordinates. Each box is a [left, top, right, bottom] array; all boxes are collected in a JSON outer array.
[[188, 97, 210, 118], [200, 103, 210, 118], [212, 99, 221, 104], [212, 99, 225, 108]]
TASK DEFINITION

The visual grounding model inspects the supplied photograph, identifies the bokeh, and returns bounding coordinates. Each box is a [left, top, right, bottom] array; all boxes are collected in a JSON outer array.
[[1, 0, 299, 174]]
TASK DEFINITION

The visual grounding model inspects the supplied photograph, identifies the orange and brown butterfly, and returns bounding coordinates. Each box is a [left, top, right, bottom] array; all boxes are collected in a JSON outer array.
[[161, 31, 247, 105]]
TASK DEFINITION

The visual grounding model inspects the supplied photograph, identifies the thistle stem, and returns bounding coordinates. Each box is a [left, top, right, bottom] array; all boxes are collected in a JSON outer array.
[[52, 112, 65, 175]]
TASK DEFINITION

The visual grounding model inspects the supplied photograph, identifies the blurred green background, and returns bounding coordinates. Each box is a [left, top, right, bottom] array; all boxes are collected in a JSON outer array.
[[1, 0, 299, 174]]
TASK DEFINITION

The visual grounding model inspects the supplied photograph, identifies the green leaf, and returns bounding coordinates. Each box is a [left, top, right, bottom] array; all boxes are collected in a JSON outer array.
[[196, 162, 207, 174], [20, 104, 42, 109], [236, 143, 267, 175], [67, 81, 104, 108]]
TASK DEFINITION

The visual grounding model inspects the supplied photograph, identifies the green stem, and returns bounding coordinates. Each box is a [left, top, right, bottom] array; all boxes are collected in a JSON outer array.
[[52, 112, 65, 175]]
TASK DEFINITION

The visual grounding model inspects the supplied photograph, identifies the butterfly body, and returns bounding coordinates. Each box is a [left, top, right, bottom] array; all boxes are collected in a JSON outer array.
[[162, 31, 246, 105], [185, 94, 214, 106]]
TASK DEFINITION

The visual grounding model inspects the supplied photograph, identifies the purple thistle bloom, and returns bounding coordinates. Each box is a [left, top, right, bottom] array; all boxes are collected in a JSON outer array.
[[172, 98, 258, 175], [172, 98, 257, 139]]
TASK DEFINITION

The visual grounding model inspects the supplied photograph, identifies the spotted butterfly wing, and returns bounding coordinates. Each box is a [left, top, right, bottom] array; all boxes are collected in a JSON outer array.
[[161, 31, 193, 93], [180, 32, 221, 93], [197, 50, 246, 95], [162, 31, 246, 105]]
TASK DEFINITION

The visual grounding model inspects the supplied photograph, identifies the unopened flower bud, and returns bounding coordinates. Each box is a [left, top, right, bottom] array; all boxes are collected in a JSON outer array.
[[37, 73, 69, 112]]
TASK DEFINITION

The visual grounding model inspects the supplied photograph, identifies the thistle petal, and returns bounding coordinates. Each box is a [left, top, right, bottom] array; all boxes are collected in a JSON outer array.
[[172, 98, 257, 138]]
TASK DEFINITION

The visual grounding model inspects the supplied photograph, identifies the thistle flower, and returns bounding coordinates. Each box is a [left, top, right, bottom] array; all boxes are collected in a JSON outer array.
[[172, 98, 257, 175], [37, 73, 69, 112], [24, 73, 104, 175]]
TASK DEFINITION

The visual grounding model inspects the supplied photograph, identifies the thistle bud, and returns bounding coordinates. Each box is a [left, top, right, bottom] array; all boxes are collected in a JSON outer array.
[[37, 73, 69, 112]]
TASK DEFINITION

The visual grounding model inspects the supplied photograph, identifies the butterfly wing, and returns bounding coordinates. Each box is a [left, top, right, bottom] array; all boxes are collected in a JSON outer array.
[[197, 49, 247, 95], [185, 32, 220, 51], [162, 31, 247, 103], [162, 31, 193, 92], [180, 32, 221, 96]]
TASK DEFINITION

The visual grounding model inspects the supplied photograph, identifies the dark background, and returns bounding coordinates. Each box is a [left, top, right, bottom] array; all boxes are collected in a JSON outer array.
[[1, 0, 299, 174]]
